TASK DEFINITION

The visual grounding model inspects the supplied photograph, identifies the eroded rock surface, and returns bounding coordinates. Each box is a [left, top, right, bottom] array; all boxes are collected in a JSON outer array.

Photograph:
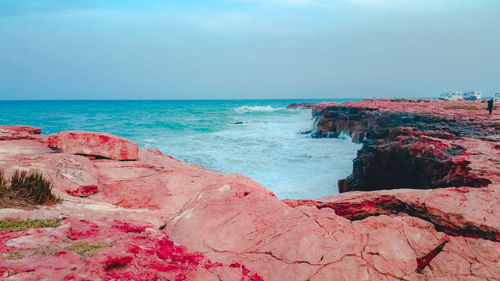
[[287, 103, 315, 109], [0, 100, 499, 280], [311, 99, 498, 191], [48, 131, 139, 160], [0, 125, 41, 141]]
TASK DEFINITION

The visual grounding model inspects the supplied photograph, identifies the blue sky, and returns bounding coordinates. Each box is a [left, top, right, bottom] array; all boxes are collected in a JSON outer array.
[[0, 0, 499, 99]]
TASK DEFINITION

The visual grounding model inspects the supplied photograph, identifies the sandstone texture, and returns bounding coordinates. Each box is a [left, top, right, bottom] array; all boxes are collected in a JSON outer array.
[[0, 99, 499, 281], [0, 126, 41, 141], [48, 131, 139, 160]]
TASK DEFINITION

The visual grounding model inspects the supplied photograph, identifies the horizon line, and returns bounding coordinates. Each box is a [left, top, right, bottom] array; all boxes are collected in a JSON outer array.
[[0, 97, 431, 102]]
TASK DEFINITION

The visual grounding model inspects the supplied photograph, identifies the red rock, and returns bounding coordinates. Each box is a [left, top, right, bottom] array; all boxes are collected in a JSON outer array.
[[423, 237, 500, 280], [416, 241, 447, 272], [0, 217, 263, 281], [0, 125, 41, 140], [65, 219, 100, 240], [312, 100, 496, 191], [65, 185, 98, 197], [0, 101, 498, 281], [47, 131, 139, 160], [112, 221, 148, 233]]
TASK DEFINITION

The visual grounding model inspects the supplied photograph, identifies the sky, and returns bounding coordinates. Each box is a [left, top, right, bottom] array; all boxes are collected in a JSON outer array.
[[0, 0, 499, 100]]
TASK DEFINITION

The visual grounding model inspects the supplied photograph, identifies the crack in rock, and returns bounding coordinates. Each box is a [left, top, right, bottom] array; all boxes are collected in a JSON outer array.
[[285, 196, 499, 242]]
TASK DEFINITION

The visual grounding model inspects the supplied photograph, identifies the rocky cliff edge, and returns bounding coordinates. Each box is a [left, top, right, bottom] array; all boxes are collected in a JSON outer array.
[[0, 99, 499, 280]]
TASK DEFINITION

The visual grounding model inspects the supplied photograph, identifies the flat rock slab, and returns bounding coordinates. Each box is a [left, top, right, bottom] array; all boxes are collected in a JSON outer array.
[[48, 131, 138, 161], [0, 125, 41, 140], [0, 217, 264, 281]]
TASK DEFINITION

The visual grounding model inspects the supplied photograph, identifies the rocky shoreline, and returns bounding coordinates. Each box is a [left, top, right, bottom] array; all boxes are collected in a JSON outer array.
[[0, 99, 499, 280], [307, 99, 498, 192]]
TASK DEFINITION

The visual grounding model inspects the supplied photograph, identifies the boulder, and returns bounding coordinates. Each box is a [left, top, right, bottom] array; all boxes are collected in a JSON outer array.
[[0, 125, 41, 140], [287, 103, 314, 109], [48, 131, 138, 160]]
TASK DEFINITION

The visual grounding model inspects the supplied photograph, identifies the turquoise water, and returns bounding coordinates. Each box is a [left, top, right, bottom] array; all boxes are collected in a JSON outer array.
[[0, 99, 362, 199]]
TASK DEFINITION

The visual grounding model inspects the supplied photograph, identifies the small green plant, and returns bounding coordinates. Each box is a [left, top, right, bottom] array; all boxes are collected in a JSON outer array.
[[3, 250, 22, 260], [2, 246, 63, 260], [0, 218, 61, 232], [67, 241, 112, 257], [33, 246, 61, 256]]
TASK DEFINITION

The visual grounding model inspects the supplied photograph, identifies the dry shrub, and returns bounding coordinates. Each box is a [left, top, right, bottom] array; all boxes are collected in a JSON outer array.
[[0, 170, 5, 190], [0, 169, 60, 208], [10, 170, 58, 205], [443, 105, 478, 110]]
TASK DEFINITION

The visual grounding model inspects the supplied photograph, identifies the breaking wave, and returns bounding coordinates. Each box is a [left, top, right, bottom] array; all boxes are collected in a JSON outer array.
[[234, 105, 286, 113], [0, 99, 361, 199]]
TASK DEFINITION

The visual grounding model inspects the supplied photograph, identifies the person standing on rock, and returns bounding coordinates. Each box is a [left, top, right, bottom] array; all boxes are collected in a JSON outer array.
[[487, 98, 494, 115]]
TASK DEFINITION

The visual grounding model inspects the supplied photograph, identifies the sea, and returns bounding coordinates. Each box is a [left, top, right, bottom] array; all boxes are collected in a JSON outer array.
[[0, 99, 362, 199]]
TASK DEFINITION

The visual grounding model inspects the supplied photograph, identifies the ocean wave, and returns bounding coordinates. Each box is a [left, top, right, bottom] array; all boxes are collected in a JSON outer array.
[[234, 105, 286, 113], [142, 138, 157, 144]]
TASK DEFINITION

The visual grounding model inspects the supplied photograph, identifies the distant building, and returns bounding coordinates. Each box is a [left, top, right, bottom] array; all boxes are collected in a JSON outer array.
[[463, 91, 482, 100], [495, 93, 500, 101], [440, 91, 464, 101]]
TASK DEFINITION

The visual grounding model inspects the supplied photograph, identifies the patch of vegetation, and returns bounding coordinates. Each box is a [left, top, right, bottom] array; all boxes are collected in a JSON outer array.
[[10, 170, 58, 205], [0, 169, 60, 208], [2, 246, 62, 260], [443, 105, 499, 111], [0, 218, 61, 232], [33, 246, 61, 256], [3, 250, 22, 260], [443, 105, 478, 110], [67, 241, 112, 257]]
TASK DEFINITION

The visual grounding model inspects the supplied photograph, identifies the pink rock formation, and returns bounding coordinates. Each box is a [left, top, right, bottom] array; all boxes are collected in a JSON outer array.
[[0, 99, 499, 280], [0, 125, 41, 140], [48, 131, 139, 160], [0, 217, 263, 281]]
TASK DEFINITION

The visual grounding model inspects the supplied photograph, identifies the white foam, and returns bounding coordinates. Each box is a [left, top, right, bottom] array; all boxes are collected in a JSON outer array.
[[142, 138, 157, 144], [234, 105, 286, 113], [151, 109, 361, 199]]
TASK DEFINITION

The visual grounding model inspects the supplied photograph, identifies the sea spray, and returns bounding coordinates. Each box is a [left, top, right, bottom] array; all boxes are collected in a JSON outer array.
[[233, 105, 286, 113]]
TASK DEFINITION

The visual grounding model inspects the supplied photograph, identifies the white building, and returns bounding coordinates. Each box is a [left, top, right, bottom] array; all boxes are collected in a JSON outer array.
[[463, 91, 482, 100]]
